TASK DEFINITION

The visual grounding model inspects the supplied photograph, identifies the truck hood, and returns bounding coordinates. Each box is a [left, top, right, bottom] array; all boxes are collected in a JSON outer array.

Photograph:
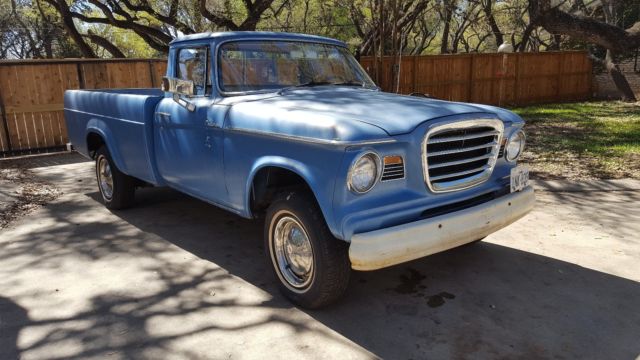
[[223, 87, 522, 143]]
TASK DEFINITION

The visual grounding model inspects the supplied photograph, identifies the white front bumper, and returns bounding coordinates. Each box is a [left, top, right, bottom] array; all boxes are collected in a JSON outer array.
[[349, 186, 535, 271]]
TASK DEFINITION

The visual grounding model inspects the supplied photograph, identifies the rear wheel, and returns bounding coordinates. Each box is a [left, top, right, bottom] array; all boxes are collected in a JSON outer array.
[[95, 146, 135, 210], [265, 191, 351, 308]]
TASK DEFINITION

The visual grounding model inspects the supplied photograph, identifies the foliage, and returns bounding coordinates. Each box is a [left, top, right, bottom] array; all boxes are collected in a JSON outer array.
[[514, 101, 640, 179], [0, 0, 81, 58], [1, 0, 636, 60], [1, 0, 639, 100]]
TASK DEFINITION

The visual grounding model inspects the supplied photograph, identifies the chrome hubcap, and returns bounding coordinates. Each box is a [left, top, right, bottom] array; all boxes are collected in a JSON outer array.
[[97, 156, 114, 200], [272, 215, 314, 289]]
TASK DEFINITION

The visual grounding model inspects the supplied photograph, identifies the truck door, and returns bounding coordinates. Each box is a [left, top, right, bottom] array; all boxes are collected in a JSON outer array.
[[154, 45, 228, 205]]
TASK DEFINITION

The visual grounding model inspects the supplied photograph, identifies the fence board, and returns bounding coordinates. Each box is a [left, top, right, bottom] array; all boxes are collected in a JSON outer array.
[[0, 58, 166, 157], [361, 51, 592, 106], [0, 53, 590, 157]]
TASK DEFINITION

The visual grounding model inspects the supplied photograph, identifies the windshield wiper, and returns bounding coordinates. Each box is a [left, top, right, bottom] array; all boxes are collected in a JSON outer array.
[[277, 80, 333, 95], [331, 80, 365, 87]]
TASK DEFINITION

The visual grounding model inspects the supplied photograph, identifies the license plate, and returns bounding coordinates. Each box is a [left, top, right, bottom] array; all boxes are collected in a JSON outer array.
[[510, 166, 529, 193]]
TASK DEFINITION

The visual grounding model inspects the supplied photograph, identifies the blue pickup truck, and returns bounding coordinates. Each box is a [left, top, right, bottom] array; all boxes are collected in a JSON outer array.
[[64, 31, 534, 308]]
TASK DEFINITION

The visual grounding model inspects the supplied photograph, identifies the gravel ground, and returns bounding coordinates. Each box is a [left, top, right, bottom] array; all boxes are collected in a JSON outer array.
[[0, 157, 62, 228], [1, 153, 639, 359]]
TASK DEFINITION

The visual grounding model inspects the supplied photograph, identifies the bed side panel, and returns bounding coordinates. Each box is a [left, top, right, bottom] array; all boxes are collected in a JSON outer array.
[[64, 89, 163, 184]]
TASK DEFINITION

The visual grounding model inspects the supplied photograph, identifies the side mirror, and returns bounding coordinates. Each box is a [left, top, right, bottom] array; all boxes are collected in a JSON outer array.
[[161, 76, 196, 97]]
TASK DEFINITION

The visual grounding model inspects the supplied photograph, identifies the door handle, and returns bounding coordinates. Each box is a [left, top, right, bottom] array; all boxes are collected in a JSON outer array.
[[156, 112, 171, 129], [205, 119, 220, 128]]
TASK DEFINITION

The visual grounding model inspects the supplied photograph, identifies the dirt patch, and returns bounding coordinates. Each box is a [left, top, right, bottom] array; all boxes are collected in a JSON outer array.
[[0, 164, 61, 228]]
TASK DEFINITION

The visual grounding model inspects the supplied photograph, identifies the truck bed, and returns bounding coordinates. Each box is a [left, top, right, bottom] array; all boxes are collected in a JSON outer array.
[[64, 88, 164, 184]]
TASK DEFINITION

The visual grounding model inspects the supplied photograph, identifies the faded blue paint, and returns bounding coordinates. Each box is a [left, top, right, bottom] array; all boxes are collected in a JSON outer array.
[[64, 31, 525, 241]]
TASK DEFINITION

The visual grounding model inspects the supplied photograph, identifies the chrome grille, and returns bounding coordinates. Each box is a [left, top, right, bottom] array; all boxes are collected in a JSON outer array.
[[422, 119, 503, 193]]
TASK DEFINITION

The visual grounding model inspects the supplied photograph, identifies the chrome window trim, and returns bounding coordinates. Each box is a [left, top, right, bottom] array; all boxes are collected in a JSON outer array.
[[173, 44, 212, 98], [422, 118, 504, 193], [213, 38, 372, 97]]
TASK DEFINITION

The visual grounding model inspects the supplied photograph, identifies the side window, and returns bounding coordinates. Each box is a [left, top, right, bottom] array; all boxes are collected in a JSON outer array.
[[176, 47, 210, 96]]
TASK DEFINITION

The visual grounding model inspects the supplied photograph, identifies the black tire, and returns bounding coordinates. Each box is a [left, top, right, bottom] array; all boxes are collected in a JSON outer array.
[[463, 237, 486, 246], [95, 145, 136, 210], [264, 190, 351, 309]]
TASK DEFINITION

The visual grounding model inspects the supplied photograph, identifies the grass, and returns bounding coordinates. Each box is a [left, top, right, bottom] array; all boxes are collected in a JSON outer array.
[[511, 101, 640, 180]]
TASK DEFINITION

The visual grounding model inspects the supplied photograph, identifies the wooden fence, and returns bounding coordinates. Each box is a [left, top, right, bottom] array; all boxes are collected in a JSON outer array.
[[0, 58, 166, 157], [360, 51, 592, 106], [0, 51, 591, 157]]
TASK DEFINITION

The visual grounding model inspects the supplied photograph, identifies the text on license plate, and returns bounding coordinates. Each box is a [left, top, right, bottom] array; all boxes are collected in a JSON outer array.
[[510, 166, 529, 193]]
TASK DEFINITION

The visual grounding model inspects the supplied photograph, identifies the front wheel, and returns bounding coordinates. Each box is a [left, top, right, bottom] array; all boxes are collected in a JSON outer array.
[[95, 146, 136, 210], [264, 191, 351, 308]]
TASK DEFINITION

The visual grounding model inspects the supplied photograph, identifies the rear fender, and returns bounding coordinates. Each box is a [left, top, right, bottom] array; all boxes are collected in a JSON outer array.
[[85, 119, 127, 174]]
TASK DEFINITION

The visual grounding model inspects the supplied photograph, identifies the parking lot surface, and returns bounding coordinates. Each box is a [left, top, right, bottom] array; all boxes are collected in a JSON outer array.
[[1, 154, 639, 359]]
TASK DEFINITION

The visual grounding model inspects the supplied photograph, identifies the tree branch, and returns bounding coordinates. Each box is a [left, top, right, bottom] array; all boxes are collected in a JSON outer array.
[[530, 0, 640, 53], [85, 31, 126, 58]]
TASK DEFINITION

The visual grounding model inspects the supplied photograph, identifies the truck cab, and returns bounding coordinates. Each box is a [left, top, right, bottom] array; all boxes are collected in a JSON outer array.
[[64, 32, 534, 308]]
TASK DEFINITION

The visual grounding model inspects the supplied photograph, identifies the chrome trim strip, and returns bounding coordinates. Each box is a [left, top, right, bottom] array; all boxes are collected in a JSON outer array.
[[226, 127, 395, 146], [427, 130, 500, 144], [429, 165, 490, 181], [428, 153, 494, 170], [422, 118, 503, 193], [64, 108, 145, 125], [428, 142, 498, 157]]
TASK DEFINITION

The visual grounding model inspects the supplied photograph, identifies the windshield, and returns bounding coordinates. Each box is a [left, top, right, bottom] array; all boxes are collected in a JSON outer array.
[[218, 41, 376, 93]]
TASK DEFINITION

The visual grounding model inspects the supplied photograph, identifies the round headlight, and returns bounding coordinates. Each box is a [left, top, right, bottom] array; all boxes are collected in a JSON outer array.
[[348, 153, 380, 193], [505, 130, 526, 162]]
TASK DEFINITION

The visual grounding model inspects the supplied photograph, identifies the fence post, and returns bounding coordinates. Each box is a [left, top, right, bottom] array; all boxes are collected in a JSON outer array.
[[587, 53, 594, 99], [0, 89, 12, 152], [148, 60, 156, 88], [412, 56, 417, 93], [76, 62, 85, 89], [556, 52, 563, 100], [468, 54, 475, 102], [514, 53, 521, 105]]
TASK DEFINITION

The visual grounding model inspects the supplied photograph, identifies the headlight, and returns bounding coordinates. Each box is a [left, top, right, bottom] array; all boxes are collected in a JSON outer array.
[[348, 152, 381, 193], [505, 130, 526, 162]]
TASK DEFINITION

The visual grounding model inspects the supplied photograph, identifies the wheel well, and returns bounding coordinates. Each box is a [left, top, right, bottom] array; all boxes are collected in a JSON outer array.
[[86, 132, 105, 159], [250, 166, 314, 216]]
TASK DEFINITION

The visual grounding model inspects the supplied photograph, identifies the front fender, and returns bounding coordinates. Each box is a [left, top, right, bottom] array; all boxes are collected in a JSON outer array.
[[245, 155, 343, 239]]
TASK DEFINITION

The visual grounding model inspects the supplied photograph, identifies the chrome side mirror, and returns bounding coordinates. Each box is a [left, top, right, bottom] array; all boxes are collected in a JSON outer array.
[[161, 76, 196, 97]]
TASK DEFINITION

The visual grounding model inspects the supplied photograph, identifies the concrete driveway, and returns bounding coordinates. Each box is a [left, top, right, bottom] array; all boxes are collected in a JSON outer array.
[[1, 154, 639, 359]]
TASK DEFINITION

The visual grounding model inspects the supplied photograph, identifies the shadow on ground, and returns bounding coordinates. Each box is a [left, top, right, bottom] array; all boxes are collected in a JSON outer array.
[[0, 296, 28, 360], [1, 184, 639, 358]]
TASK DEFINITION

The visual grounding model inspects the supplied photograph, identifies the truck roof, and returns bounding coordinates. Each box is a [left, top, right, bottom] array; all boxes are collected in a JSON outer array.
[[169, 31, 347, 47]]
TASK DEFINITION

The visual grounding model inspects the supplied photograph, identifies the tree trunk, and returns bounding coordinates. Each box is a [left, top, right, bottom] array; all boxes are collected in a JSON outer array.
[[482, 0, 503, 48], [45, 0, 96, 57], [604, 50, 637, 101], [440, 0, 453, 54], [86, 32, 126, 58]]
